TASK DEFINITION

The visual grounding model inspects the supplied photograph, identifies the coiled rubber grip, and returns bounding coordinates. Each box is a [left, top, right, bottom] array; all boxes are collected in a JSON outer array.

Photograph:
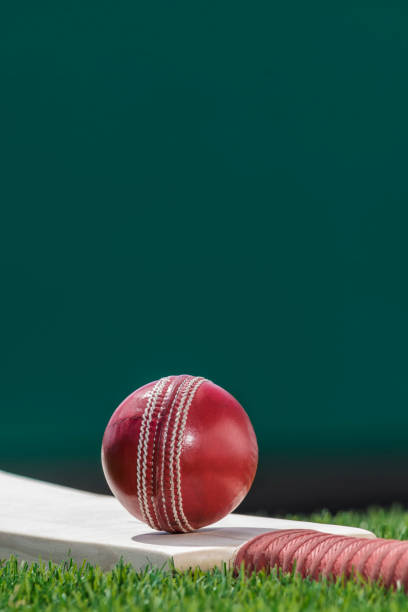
[[234, 529, 408, 590]]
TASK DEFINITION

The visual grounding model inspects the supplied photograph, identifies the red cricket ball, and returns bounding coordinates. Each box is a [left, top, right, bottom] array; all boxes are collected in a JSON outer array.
[[101, 375, 258, 532]]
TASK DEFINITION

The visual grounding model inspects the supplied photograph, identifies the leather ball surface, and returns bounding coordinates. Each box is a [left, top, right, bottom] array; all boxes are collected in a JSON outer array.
[[101, 375, 258, 532]]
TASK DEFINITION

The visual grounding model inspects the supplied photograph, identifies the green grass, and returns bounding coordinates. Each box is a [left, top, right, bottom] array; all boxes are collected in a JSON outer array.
[[3, 506, 408, 611]]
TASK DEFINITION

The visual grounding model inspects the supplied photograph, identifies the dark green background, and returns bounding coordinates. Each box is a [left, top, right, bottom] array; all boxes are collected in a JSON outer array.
[[2, 2, 408, 511]]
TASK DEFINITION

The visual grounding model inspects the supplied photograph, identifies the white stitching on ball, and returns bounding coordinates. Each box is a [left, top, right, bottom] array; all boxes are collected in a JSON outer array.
[[175, 377, 206, 532], [136, 377, 168, 528], [160, 376, 191, 531], [168, 376, 200, 532], [149, 378, 174, 528], [141, 377, 170, 529]]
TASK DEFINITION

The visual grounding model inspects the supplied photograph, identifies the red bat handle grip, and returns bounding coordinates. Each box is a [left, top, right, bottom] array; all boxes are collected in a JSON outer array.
[[234, 529, 408, 590]]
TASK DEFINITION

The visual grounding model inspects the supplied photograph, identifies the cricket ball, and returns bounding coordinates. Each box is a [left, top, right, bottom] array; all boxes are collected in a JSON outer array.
[[101, 375, 258, 532]]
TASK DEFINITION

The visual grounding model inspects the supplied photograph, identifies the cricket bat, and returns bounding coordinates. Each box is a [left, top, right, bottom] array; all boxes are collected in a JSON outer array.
[[0, 471, 375, 571]]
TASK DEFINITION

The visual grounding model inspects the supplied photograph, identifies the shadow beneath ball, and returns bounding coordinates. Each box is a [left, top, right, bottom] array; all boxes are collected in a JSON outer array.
[[132, 526, 272, 548]]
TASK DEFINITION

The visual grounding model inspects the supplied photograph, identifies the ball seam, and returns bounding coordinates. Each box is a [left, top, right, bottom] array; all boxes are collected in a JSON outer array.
[[174, 377, 206, 532]]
